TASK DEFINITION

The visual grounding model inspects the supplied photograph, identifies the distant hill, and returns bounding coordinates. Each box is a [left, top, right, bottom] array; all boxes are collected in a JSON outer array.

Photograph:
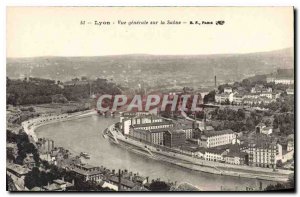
[[7, 48, 293, 87]]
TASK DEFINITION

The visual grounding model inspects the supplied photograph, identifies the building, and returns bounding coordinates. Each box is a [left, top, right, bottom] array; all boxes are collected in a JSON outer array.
[[232, 93, 244, 105], [248, 138, 282, 168], [129, 128, 165, 145], [224, 151, 248, 165], [42, 179, 74, 191], [120, 112, 164, 135], [215, 93, 234, 104], [70, 163, 104, 182], [131, 120, 173, 131], [204, 148, 227, 162], [224, 87, 233, 94], [106, 175, 136, 191], [286, 88, 294, 95], [180, 146, 205, 158], [164, 129, 186, 148], [121, 115, 165, 135], [251, 85, 272, 94], [176, 121, 196, 139], [196, 129, 236, 148], [287, 134, 294, 152], [274, 78, 294, 85], [255, 123, 272, 135], [267, 77, 275, 83], [6, 163, 30, 179]]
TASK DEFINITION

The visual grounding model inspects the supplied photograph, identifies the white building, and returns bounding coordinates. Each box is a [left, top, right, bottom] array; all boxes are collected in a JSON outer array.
[[215, 93, 234, 104], [198, 130, 236, 148], [224, 87, 233, 94], [274, 78, 294, 85], [286, 88, 294, 95]]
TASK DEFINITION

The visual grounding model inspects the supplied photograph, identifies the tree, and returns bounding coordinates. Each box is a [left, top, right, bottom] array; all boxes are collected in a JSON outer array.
[[24, 167, 41, 189]]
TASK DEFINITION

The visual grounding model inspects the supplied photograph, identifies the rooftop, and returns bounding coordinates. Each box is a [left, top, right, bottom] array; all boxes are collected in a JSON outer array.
[[107, 175, 136, 188], [203, 129, 234, 137], [132, 121, 173, 128]]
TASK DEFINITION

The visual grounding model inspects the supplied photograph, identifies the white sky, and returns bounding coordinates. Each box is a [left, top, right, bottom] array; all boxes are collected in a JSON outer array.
[[7, 7, 294, 57]]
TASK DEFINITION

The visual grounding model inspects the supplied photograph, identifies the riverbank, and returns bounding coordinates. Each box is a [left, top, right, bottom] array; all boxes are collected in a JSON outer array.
[[22, 109, 97, 142], [106, 123, 293, 182]]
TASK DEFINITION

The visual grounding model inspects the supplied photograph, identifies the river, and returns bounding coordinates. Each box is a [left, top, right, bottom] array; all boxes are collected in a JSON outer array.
[[35, 115, 275, 191]]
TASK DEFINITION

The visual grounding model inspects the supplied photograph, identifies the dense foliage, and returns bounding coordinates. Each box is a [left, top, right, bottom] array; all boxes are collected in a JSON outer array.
[[7, 77, 122, 105], [7, 130, 40, 165]]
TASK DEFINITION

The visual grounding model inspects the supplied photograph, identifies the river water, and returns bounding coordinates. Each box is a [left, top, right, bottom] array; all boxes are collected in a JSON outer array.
[[35, 115, 275, 191]]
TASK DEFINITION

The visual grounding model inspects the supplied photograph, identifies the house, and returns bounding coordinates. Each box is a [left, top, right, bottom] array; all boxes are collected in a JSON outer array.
[[70, 163, 104, 182], [42, 179, 74, 191], [99, 181, 118, 191], [224, 87, 233, 94], [286, 88, 294, 95], [215, 93, 234, 104], [251, 85, 272, 93], [255, 123, 272, 135], [274, 78, 294, 85], [180, 145, 205, 158], [261, 127, 273, 135], [224, 151, 248, 165], [204, 148, 227, 162], [232, 93, 244, 105], [6, 163, 30, 179], [106, 175, 137, 191]]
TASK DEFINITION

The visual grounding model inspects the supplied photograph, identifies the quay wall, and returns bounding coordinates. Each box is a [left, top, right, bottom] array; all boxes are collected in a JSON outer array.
[[108, 124, 293, 182], [22, 109, 97, 142]]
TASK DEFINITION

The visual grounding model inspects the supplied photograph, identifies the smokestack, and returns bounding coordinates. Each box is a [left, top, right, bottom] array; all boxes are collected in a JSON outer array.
[[48, 139, 50, 153], [203, 110, 206, 131], [118, 169, 122, 191], [214, 76, 217, 88], [51, 140, 54, 151]]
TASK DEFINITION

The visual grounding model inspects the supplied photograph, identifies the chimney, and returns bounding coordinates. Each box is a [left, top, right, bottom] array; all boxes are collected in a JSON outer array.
[[214, 75, 217, 88], [48, 139, 50, 153], [118, 169, 122, 191], [203, 110, 207, 131], [51, 140, 54, 151]]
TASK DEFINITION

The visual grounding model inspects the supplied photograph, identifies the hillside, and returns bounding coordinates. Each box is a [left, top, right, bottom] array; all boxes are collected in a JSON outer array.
[[7, 48, 293, 88]]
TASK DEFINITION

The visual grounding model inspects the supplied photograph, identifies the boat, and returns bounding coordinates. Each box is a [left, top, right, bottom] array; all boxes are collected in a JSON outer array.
[[80, 152, 91, 159]]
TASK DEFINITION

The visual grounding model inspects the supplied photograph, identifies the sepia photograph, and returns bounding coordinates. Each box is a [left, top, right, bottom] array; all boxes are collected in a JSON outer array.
[[5, 6, 295, 192]]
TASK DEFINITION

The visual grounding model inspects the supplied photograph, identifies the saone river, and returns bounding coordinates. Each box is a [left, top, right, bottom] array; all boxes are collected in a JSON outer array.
[[35, 115, 275, 191]]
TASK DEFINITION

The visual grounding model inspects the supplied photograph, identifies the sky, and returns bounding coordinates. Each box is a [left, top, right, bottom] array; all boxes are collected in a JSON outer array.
[[7, 7, 294, 57]]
